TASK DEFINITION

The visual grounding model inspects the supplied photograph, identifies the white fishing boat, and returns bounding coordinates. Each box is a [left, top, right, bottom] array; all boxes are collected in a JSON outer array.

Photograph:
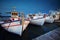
[[49, 10, 60, 20], [43, 11, 60, 23], [43, 14, 54, 23], [45, 16, 54, 23], [1, 20, 29, 36], [53, 12, 60, 20], [1, 8, 30, 36], [27, 14, 45, 26]]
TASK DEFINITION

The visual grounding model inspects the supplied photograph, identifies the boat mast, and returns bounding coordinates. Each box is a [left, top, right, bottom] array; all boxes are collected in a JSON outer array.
[[12, 7, 16, 12], [21, 12, 24, 34]]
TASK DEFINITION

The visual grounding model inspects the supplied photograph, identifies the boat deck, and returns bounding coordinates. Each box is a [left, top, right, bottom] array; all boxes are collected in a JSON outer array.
[[23, 20, 30, 31]]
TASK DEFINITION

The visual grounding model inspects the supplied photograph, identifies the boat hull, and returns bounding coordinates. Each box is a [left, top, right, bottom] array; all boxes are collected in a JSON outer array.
[[1, 20, 30, 36], [1, 21, 22, 36], [30, 18, 45, 26], [45, 17, 54, 23]]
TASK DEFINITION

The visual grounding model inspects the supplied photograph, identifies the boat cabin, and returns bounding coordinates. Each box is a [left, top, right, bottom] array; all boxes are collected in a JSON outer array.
[[11, 12, 18, 18], [10, 11, 20, 21]]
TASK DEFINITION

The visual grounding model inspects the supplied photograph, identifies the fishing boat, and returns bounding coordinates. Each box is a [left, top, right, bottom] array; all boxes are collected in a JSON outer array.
[[53, 11, 60, 20], [27, 14, 45, 26], [1, 8, 30, 36], [44, 14, 54, 23], [44, 10, 60, 24]]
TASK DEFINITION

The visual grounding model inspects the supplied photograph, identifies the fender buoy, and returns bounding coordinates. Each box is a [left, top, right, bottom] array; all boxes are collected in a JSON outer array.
[[10, 17, 14, 21], [18, 17, 20, 21]]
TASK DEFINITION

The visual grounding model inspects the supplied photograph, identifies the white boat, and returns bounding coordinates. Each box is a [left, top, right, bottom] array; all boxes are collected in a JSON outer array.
[[1, 21, 22, 35], [45, 11, 60, 23], [45, 16, 54, 23], [27, 14, 45, 26], [1, 20, 29, 36], [1, 8, 30, 36], [49, 10, 60, 20]]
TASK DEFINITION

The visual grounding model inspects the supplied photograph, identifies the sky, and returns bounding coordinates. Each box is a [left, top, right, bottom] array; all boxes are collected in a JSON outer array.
[[0, 0, 60, 16]]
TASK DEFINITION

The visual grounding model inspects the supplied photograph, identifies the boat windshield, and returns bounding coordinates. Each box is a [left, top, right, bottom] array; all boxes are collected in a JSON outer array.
[[12, 13, 18, 15]]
